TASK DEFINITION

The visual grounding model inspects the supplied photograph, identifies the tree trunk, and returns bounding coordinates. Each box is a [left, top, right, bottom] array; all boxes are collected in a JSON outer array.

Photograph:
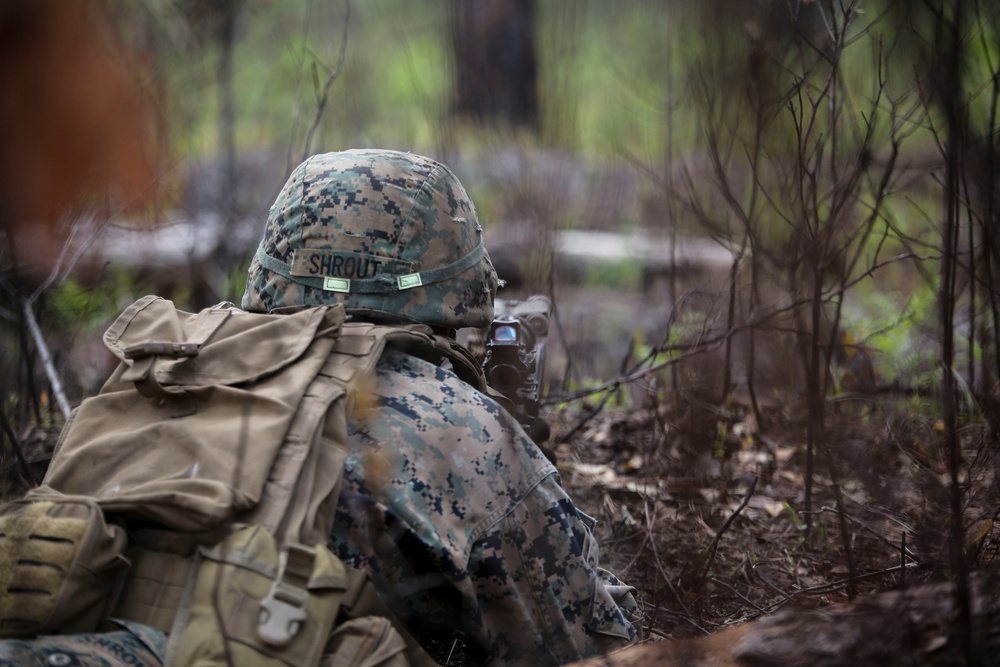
[[452, 0, 538, 128], [569, 569, 1000, 666]]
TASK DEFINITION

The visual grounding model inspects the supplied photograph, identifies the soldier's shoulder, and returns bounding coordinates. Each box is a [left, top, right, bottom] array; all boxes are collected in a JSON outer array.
[[376, 348, 493, 404], [369, 348, 516, 438]]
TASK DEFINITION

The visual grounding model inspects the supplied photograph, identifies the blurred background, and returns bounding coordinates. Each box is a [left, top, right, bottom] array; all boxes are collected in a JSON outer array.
[[2, 0, 741, 405], [3, 0, 1000, 646], [5, 0, 995, 412]]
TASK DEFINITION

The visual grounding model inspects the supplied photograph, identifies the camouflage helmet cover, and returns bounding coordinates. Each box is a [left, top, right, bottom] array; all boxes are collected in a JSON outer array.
[[242, 149, 498, 328]]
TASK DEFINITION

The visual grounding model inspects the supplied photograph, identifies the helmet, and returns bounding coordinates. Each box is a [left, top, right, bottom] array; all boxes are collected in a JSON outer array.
[[241, 149, 499, 328]]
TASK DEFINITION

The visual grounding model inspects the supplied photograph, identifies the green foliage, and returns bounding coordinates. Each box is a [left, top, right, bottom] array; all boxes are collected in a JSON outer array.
[[627, 311, 710, 392], [581, 260, 642, 290], [148, 0, 454, 157], [782, 501, 806, 532], [556, 378, 627, 411], [221, 260, 251, 306], [137, 0, 726, 161], [849, 284, 939, 387], [47, 279, 120, 332]]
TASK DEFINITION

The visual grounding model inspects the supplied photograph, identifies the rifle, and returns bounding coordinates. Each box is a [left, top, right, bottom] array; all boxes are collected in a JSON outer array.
[[479, 296, 553, 456]]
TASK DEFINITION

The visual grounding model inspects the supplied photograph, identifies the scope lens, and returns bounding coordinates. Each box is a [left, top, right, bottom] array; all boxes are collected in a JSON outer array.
[[494, 324, 518, 342]]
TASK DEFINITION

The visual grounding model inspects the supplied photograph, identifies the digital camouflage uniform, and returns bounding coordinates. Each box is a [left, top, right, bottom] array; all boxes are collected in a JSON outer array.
[[0, 150, 635, 666], [246, 149, 636, 665], [0, 620, 165, 666], [333, 348, 635, 665]]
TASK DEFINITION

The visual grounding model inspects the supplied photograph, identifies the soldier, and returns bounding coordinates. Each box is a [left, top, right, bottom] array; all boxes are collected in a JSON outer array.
[[244, 149, 637, 665], [0, 149, 636, 666]]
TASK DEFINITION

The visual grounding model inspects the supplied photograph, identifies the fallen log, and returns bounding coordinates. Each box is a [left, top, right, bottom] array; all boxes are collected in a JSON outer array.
[[572, 568, 1000, 666]]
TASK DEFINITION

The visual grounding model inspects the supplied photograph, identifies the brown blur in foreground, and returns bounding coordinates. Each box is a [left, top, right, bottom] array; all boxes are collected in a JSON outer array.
[[0, 0, 162, 260]]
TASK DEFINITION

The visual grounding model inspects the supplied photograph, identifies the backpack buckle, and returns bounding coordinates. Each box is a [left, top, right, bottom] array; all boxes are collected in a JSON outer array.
[[122, 342, 201, 400], [257, 545, 314, 647]]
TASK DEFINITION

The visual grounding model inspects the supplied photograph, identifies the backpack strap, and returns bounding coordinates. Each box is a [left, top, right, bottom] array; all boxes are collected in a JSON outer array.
[[375, 324, 488, 391], [242, 322, 399, 547], [119, 305, 232, 400]]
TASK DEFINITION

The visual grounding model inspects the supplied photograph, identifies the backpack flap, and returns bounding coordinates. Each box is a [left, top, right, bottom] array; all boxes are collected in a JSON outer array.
[[104, 295, 344, 387], [38, 297, 347, 533]]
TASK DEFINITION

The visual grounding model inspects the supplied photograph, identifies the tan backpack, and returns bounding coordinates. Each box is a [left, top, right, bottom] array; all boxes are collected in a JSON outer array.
[[0, 295, 482, 666]]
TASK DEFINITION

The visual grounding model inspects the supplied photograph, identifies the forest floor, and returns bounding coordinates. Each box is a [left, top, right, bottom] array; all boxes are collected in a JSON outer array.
[[6, 271, 1000, 661], [551, 392, 1000, 646], [6, 365, 1000, 665]]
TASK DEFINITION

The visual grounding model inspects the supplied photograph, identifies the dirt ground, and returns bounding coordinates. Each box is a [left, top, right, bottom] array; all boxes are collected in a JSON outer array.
[[551, 392, 1000, 646], [5, 371, 999, 665]]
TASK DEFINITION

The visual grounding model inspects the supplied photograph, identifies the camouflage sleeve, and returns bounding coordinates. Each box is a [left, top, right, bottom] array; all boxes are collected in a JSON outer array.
[[331, 349, 635, 666], [0, 620, 165, 667], [467, 472, 636, 665]]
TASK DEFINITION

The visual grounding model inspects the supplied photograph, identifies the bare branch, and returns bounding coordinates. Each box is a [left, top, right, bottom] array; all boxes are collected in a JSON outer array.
[[301, 0, 351, 160]]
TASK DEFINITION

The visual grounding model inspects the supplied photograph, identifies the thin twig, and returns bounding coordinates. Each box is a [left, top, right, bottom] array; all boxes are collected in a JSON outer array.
[[789, 561, 925, 597], [709, 575, 770, 615], [301, 0, 351, 160], [647, 605, 716, 635], [0, 408, 37, 489], [27, 214, 102, 305], [445, 639, 459, 665], [555, 383, 615, 447], [21, 298, 72, 421], [546, 250, 926, 406], [643, 501, 690, 616], [695, 477, 758, 588], [900, 532, 907, 589]]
